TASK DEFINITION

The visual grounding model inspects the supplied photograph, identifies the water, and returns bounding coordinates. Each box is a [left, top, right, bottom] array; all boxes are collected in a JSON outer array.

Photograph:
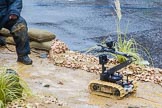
[[22, 0, 162, 67]]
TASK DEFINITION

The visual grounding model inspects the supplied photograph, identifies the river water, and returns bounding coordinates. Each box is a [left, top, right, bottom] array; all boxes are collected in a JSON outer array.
[[22, 0, 162, 68]]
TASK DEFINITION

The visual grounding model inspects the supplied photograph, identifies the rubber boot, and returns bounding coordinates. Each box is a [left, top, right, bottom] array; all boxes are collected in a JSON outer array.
[[17, 55, 32, 65]]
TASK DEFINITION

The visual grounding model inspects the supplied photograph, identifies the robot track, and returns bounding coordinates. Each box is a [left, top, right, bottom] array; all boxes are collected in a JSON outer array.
[[88, 79, 137, 99]]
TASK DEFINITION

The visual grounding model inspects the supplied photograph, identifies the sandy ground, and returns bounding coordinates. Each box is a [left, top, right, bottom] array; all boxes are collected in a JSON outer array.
[[1, 46, 162, 108]]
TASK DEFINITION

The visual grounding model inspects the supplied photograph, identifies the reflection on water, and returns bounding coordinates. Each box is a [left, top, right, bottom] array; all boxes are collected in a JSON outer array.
[[22, 0, 162, 51]]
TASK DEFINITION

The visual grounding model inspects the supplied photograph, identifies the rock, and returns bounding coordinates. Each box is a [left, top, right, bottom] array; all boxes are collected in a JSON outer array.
[[0, 28, 11, 37], [159, 83, 162, 87], [28, 28, 56, 42], [57, 102, 64, 106], [159, 69, 162, 74], [124, 70, 133, 75], [42, 83, 50, 88], [30, 41, 52, 51], [57, 81, 64, 85]]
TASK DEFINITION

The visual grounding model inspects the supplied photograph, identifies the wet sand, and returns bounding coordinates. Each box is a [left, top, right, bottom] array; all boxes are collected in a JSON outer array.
[[1, 46, 162, 108]]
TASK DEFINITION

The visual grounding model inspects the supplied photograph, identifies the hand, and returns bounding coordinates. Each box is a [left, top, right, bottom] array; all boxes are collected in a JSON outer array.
[[9, 14, 18, 20]]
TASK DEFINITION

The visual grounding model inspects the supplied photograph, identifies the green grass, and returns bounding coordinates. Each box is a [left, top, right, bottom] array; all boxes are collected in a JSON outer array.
[[113, 0, 153, 66], [114, 33, 144, 64], [0, 68, 32, 107]]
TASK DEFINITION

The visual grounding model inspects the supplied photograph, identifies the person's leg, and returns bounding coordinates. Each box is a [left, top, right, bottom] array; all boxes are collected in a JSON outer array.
[[4, 17, 32, 65]]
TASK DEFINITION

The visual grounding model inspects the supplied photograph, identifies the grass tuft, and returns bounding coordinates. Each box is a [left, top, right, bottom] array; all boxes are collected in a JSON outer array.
[[113, 0, 152, 66], [0, 67, 32, 107]]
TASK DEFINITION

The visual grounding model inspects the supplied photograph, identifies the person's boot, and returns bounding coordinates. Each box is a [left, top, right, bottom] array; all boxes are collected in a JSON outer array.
[[17, 55, 32, 65]]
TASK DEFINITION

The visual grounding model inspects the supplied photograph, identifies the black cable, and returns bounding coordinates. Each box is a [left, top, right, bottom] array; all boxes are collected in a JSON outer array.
[[0, 37, 15, 52], [4, 45, 15, 52]]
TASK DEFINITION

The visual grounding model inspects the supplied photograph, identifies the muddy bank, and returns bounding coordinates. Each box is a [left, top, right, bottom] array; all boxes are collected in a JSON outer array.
[[1, 46, 162, 108]]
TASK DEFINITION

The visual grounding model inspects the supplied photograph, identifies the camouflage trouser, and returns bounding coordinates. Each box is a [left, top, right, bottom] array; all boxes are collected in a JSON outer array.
[[3, 17, 30, 56]]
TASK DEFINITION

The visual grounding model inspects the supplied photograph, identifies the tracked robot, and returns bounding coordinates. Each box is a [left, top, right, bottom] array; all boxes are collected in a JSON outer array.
[[88, 41, 137, 99]]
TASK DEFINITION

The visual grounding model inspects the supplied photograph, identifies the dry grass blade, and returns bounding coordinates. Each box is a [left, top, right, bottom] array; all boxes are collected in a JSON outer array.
[[114, 0, 122, 21]]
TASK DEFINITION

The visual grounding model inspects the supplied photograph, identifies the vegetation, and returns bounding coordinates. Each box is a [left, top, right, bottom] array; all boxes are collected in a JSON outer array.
[[85, 0, 152, 66], [112, 0, 152, 65], [0, 68, 32, 107]]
